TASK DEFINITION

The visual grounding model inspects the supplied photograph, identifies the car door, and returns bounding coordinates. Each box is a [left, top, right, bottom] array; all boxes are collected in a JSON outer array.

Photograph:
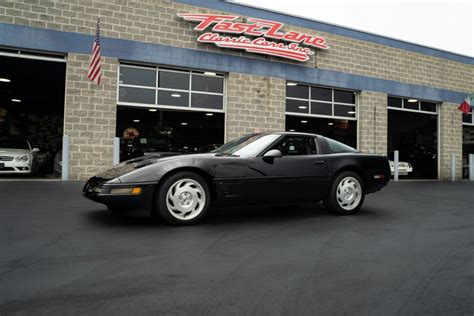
[[244, 135, 330, 205]]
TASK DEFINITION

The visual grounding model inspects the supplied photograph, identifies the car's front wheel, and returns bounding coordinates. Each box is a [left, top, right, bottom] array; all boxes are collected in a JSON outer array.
[[324, 171, 364, 215], [155, 172, 210, 225]]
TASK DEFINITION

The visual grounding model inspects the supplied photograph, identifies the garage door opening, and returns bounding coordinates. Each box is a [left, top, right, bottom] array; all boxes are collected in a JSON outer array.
[[116, 106, 224, 162], [286, 115, 357, 148], [0, 54, 66, 179], [387, 97, 438, 179], [462, 109, 474, 179], [285, 82, 358, 148]]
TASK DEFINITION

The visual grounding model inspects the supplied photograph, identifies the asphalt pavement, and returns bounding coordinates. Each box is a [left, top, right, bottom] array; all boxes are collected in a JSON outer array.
[[0, 180, 473, 315]]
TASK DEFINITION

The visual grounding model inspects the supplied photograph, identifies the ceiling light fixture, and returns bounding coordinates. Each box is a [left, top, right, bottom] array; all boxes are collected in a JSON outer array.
[[300, 120, 308, 123], [171, 93, 181, 98], [328, 122, 334, 126], [286, 82, 297, 86], [298, 106, 307, 109], [11, 99, 21, 102], [347, 111, 356, 114], [204, 71, 216, 76], [206, 113, 214, 116], [181, 122, 188, 125], [289, 129, 295, 132], [148, 109, 157, 112], [407, 99, 418, 103], [133, 119, 140, 122], [0, 78, 11, 83]]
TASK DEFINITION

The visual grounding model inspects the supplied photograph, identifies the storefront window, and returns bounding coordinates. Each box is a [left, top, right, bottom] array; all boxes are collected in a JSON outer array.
[[118, 65, 225, 111], [388, 96, 437, 114], [286, 82, 357, 119]]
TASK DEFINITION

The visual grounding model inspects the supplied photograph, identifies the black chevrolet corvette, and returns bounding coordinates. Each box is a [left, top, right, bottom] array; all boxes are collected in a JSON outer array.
[[84, 132, 390, 225]]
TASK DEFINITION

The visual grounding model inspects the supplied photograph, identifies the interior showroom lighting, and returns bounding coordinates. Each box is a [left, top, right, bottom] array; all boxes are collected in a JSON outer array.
[[0, 78, 11, 82], [133, 119, 140, 122], [148, 109, 157, 112], [408, 99, 418, 103], [203, 72, 216, 76], [181, 122, 188, 125], [171, 93, 181, 98], [286, 82, 297, 86], [300, 120, 308, 123], [11, 98, 21, 102], [205, 113, 214, 116], [298, 106, 307, 109]]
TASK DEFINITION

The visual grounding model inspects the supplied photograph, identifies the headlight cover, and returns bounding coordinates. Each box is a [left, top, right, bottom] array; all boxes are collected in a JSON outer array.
[[15, 154, 29, 162]]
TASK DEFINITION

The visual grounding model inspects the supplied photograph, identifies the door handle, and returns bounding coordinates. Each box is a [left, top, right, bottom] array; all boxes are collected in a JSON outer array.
[[314, 160, 325, 165]]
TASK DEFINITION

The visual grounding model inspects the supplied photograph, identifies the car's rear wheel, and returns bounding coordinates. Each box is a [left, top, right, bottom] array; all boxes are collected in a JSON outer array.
[[155, 172, 210, 225], [324, 171, 364, 215]]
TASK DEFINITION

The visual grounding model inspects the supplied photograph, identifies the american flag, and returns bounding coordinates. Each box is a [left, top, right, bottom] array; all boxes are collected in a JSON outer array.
[[87, 18, 102, 85]]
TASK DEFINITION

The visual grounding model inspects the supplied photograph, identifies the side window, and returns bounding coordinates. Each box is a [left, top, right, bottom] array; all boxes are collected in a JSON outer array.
[[276, 136, 317, 156], [326, 138, 356, 153]]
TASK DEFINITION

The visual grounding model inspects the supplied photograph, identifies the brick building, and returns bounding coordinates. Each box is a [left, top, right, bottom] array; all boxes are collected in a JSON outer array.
[[0, 0, 472, 180]]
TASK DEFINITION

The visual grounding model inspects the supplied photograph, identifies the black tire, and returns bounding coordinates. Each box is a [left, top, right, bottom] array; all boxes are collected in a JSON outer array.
[[154, 172, 211, 225], [324, 171, 365, 215]]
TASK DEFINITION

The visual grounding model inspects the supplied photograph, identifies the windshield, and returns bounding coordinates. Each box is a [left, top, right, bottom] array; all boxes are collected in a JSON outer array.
[[212, 134, 281, 157], [0, 136, 30, 150]]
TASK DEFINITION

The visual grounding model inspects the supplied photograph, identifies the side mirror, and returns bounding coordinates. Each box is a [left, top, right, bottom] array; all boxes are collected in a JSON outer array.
[[32, 148, 40, 153], [263, 149, 283, 158]]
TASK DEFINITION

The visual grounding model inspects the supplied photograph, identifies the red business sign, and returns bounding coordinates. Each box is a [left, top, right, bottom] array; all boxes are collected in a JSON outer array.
[[178, 13, 329, 62]]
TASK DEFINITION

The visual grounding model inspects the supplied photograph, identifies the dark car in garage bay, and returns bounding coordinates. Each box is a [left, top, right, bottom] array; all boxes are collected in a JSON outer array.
[[84, 132, 390, 225]]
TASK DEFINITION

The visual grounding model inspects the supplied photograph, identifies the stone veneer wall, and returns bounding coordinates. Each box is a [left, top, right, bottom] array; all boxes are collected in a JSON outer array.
[[226, 74, 285, 141], [357, 91, 388, 155], [439, 103, 463, 180], [64, 54, 118, 180], [0, 0, 472, 93]]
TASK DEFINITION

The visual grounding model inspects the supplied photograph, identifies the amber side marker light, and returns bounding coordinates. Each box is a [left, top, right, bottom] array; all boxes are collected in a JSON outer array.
[[131, 187, 142, 195]]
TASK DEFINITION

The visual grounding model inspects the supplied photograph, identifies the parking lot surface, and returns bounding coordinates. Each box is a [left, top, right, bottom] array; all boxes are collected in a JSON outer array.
[[0, 181, 473, 315]]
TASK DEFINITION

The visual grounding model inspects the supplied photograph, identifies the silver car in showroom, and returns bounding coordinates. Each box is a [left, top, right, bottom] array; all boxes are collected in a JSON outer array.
[[0, 135, 39, 175]]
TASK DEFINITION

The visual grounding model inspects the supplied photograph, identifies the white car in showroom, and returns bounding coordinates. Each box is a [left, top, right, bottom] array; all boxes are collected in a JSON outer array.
[[389, 160, 413, 176], [0, 136, 39, 175]]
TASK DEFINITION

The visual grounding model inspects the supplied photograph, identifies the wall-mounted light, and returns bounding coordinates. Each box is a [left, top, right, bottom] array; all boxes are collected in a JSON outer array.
[[0, 78, 11, 82], [171, 93, 181, 98], [286, 82, 297, 86]]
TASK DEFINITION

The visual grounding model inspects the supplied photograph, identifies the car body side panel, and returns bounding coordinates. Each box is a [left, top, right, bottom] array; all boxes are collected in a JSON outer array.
[[244, 155, 330, 205], [116, 154, 248, 205], [325, 153, 390, 194]]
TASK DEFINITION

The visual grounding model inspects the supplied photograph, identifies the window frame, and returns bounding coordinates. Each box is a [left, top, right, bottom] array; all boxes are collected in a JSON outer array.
[[267, 135, 319, 156], [462, 109, 474, 126], [387, 96, 438, 115], [117, 64, 226, 113], [286, 82, 358, 121]]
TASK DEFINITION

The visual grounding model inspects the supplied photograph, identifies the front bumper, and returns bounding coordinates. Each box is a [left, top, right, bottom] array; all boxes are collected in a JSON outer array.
[[0, 161, 32, 174], [83, 177, 156, 210]]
